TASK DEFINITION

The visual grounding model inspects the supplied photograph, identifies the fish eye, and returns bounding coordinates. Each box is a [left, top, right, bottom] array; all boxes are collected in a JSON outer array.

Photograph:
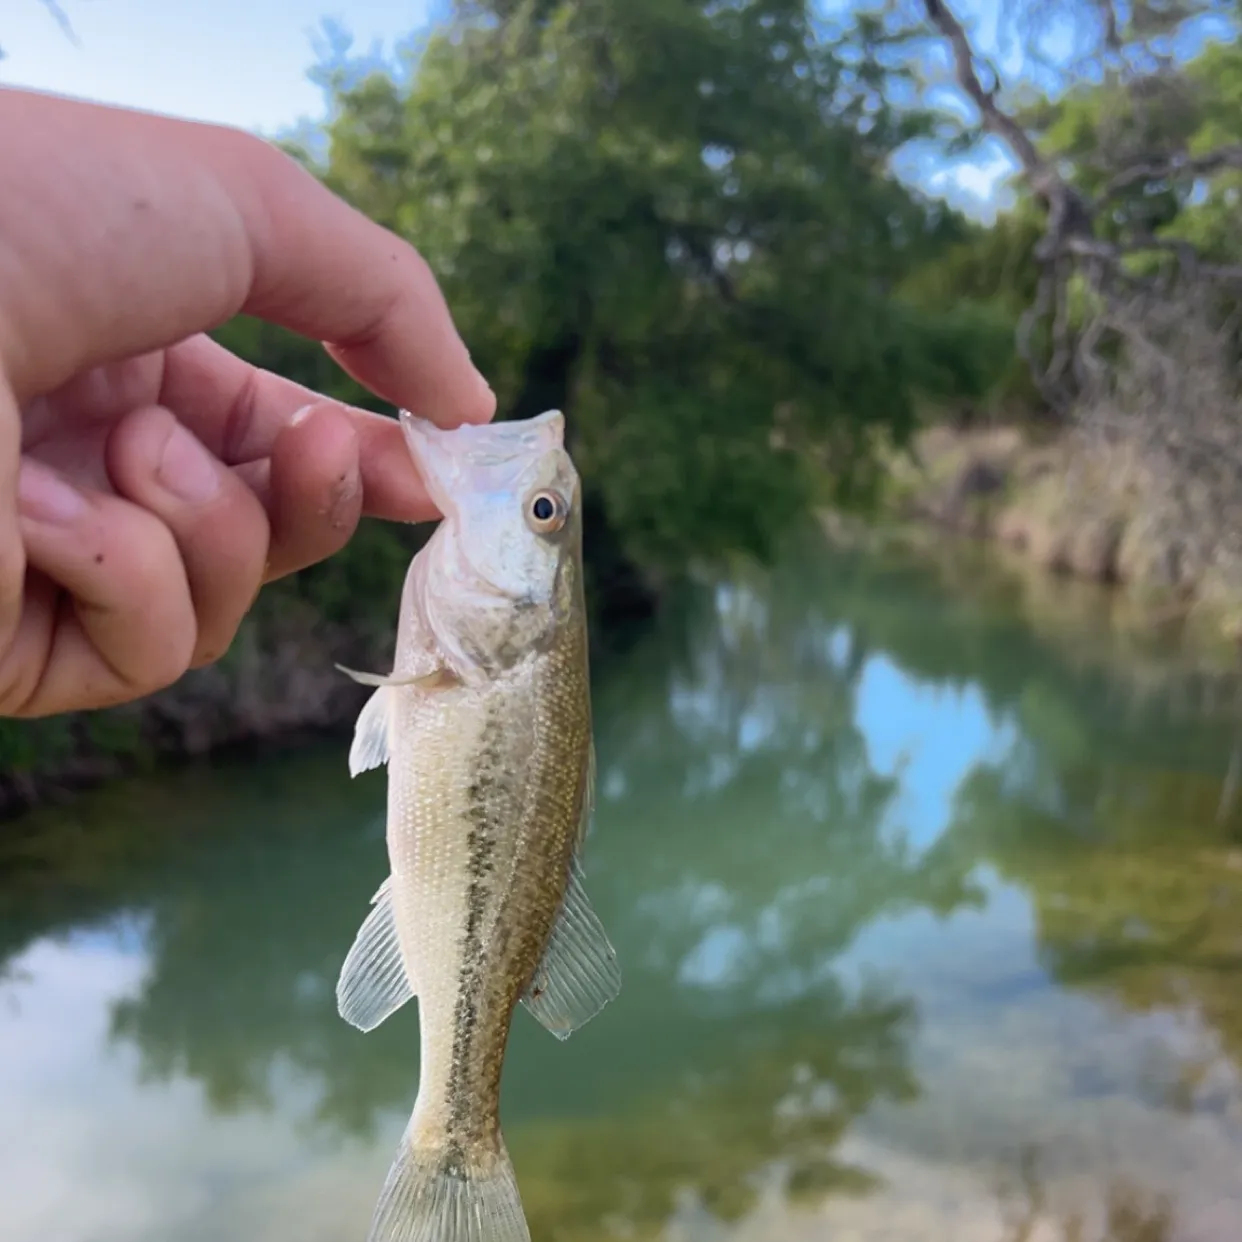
[[527, 489, 568, 534]]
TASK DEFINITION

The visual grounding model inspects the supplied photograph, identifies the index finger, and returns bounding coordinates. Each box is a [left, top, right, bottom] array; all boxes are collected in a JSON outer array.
[[0, 87, 495, 429], [161, 335, 443, 523]]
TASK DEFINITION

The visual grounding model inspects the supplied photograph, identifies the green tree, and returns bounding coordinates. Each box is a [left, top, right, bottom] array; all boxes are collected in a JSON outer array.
[[898, 204, 1047, 417], [3, 0, 1004, 799], [888, 0, 1242, 412], [306, 0, 988, 577]]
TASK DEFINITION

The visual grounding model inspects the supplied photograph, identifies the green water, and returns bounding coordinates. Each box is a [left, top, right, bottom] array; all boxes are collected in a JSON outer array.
[[3, 530, 1242, 1242]]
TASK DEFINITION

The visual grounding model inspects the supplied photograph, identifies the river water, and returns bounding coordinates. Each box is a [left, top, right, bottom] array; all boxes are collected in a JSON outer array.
[[3, 528, 1242, 1242]]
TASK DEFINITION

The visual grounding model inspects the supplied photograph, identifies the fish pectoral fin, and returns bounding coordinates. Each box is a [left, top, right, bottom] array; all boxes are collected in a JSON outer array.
[[349, 685, 392, 777], [336, 663, 397, 687], [521, 861, 621, 1041], [336, 875, 415, 1033], [342, 665, 459, 778], [336, 662, 457, 691]]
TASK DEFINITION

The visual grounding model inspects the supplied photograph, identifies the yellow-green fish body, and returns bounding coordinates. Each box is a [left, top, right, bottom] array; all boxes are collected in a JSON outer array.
[[335, 408, 619, 1242]]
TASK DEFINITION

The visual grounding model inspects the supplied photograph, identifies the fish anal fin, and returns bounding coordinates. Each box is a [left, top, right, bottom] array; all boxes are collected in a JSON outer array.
[[575, 740, 596, 850], [336, 876, 414, 1033], [367, 1123, 529, 1242], [521, 861, 621, 1040]]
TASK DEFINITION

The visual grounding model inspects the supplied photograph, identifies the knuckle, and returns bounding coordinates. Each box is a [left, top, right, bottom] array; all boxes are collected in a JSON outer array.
[[124, 622, 195, 697], [109, 526, 197, 691], [0, 587, 53, 717], [220, 364, 263, 463], [143, 644, 195, 694], [193, 567, 260, 655], [79, 597, 194, 699], [121, 517, 181, 592], [188, 556, 264, 668], [0, 657, 43, 717], [190, 625, 241, 670], [0, 550, 33, 713]]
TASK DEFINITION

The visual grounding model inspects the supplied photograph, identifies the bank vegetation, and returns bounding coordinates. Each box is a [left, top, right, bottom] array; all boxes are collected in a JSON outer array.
[[5, 0, 1242, 808]]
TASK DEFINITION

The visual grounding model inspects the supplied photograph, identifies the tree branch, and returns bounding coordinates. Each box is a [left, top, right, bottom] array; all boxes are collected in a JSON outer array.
[[920, 1, 1097, 246], [922, 0, 1048, 186], [1095, 144, 1242, 205], [1092, 0, 1122, 57], [921, 0, 1242, 421], [39, 0, 79, 47]]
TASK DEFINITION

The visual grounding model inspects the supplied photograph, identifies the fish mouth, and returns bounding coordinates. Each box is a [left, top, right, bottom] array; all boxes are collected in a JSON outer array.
[[400, 409, 566, 602], [400, 408, 565, 514], [400, 411, 459, 516]]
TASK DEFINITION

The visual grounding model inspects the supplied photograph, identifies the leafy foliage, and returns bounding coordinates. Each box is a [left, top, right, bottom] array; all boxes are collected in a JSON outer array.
[[897, 207, 1046, 415], [885, 1, 1242, 421], [0, 0, 1040, 784], [296, 0, 994, 570]]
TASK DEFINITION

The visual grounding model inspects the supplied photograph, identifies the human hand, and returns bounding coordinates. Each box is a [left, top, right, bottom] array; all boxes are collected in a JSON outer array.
[[0, 87, 495, 718]]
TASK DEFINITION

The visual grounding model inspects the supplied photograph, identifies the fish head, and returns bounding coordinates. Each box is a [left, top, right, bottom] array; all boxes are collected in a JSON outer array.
[[401, 408, 584, 674]]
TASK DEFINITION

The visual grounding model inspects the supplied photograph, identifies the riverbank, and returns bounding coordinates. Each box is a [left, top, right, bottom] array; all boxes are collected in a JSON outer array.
[[878, 422, 1242, 651], [7, 421, 1242, 820], [0, 598, 379, 820], [0, 535, 658, 820]]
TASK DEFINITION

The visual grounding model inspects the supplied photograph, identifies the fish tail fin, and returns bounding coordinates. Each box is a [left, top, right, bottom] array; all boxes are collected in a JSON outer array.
[[367, 1119, 530, 1242]]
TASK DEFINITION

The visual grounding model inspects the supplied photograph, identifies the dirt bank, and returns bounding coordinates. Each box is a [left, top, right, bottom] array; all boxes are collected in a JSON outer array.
[[0, 600, 379, 820], [0, 564, 656, 820], [882, 423, 1242, 650]]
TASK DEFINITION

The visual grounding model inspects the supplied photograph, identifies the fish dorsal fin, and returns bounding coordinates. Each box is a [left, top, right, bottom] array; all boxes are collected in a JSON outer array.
[[521, 859, 621, 1040], [336, 876, 415, 1032]]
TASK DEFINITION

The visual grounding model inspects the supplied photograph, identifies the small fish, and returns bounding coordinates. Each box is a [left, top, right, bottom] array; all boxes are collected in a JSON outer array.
[[335, 407, 620, 1242]]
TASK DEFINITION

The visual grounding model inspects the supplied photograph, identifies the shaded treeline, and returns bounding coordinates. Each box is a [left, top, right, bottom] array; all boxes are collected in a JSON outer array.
[[0, 0, 1001, 800], [5, 0, 1242, 803]]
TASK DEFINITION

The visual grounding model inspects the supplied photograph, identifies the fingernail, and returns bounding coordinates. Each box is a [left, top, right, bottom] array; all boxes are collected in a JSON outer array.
[[291, 404, 317, 426], [159, 423, 221, 504], [19, 460, 86, 524]]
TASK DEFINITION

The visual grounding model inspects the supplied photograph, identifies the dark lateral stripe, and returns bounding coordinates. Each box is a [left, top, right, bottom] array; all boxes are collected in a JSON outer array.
[[444, 710, 504, 1164]]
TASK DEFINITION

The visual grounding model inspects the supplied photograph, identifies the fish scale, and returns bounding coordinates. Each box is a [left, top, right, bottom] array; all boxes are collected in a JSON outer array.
[[333, 407, 620, 1242]]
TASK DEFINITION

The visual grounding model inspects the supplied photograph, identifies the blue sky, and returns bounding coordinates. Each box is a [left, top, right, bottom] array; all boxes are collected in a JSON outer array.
[[2, 0, 1020, 217], [0, 0, 427, 133]]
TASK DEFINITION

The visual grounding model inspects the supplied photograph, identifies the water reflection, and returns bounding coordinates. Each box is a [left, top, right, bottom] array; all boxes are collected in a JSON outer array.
[[992, 1152, 1175, 1242], [3, 529, 1242, 1240]]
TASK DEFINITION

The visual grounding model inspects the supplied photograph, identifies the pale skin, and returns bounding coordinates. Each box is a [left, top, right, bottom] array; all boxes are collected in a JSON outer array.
[[0, 86, 496, 719]]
